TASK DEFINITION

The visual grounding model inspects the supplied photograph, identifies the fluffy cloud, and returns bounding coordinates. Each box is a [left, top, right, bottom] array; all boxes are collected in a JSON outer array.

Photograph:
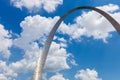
[[0, 74, 7, 80], [0, 15, 70, 80], [59, 4, 120, 42], [0, 60, 17, 80], [75, 69, 102, 80], [0, 24, 12, 58], [0, 42, 41, 80], [1, 4, 120, 80], [15, 15, 70, 72], [11, 0, 63, 12], [49, 74, 69, 80], [97, 4, 119, 12], [45, 42, 70, 72], [14, 15, 59, 50]]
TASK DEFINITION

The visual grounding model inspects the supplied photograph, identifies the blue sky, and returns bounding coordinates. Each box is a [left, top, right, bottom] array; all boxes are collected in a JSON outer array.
[[0, 0, 120, 80]]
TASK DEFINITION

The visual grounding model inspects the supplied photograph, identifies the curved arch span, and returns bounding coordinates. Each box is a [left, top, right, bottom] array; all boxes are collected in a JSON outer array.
[[32, 6, 120, 80]]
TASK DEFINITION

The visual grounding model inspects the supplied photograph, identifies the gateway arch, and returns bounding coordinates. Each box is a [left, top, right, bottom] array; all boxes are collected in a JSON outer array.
[[32, 6, 120, 80]]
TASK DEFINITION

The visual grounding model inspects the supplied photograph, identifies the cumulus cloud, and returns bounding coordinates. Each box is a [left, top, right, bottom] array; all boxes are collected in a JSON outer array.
[[14, 15, 70, 72], [45, 42, 70, 72], [11, 0, 63, 12], [49, 74, 69, 80], [97, 4, 119, 12], [0, 74, 8, 80], [1, 4, 120, 80], [0, 24, 12, 58], [14, 15, 59, 50], [75, 69, 102, 80], [59, 4, 120, 42], [0, 42, 41, 80], [0, 60, 17, 80], [0, 15, 71, 79]]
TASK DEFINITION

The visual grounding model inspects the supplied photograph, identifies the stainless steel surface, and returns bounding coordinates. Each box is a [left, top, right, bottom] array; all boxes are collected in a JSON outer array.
[[32, 6, 120, 80]]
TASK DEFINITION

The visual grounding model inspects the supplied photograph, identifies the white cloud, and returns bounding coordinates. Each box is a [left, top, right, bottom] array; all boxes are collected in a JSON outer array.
[[49, 74, 69, 80], [1, 42, 41, 80], [0, 74, 7, 80], [70, 59, 78, 66], [97, 4, 119, 12], [13, 15, 60, 51], [55, 37, 67, 48], [11, 0, 63, 12], [57, 37, 67, 43], [1, 4, 120, 79], [0, 15, 71, 79], [0, 24, 12, 58], [59, 4, 120, 42], [43, 0, 63, 12], [9, 42, 41, 73], [75, 69, 102, 80], [44, 42, 70, 72], [0, 60, 17, 80]]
